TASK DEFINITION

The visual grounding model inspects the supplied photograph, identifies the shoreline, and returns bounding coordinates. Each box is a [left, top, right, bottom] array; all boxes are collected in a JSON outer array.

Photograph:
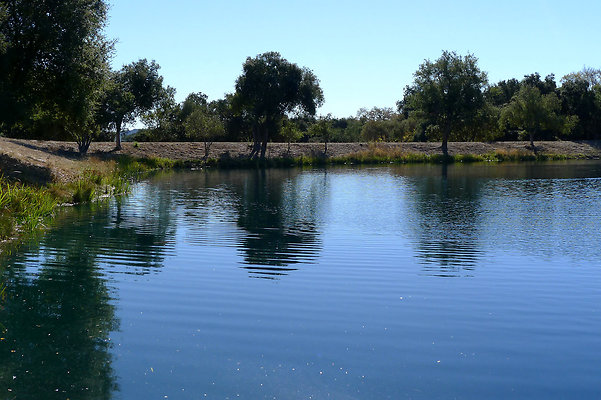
[[1, 138, 601, 184], [0, 137, 599, 259]]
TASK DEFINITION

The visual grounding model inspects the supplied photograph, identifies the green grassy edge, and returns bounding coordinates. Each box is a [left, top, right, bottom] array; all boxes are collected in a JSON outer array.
[[149, 148, 589, 169]]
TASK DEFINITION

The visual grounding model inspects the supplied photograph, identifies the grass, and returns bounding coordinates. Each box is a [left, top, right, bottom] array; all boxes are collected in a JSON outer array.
[[186, 146, 586, 169], [0, 154, 180, 245], [0, 158, 145, 243]]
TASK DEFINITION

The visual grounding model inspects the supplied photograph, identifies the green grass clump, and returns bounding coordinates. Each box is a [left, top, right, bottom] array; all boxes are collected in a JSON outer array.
[[71, 180, 96, 203], [0, 180, 58, 238], [116, 155, 175, 176], [0, 161, 136, 246], [0, 215, 14, 240]]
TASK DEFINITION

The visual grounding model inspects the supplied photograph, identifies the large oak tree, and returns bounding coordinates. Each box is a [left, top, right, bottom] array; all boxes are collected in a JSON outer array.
[[403, 51, 487, 155], [233, 52, 324, 159]]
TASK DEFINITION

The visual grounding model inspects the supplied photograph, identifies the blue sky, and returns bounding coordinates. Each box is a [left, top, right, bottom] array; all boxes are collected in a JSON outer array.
[[105, 0, 601, 118]]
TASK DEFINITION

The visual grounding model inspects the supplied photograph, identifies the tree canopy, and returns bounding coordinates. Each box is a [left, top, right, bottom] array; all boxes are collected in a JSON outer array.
[[0, 0, 112, 145]]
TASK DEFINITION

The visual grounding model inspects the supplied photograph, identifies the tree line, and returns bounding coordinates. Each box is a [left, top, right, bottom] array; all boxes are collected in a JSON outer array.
[[1, 0, 600, 156]]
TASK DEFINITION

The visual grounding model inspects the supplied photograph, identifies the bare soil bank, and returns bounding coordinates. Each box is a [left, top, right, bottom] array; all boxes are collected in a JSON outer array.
[[1, 138, 600, 184]]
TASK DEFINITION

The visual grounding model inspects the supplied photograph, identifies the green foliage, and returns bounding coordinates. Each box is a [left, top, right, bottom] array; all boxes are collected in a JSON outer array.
[[116, 155, 175, 175], [499, 85, 576, 146], [308, 115, 333, 154], [562, 67, 601, 87], [281, 119, 304, 153], [0, 0, 112, 141], [485, 79, 521, 106], [72, 181, 96, 203], [0, 4, 6, 54], [559, 73, 601, 139], [0, 162, 137, 243], [233, 52, 324, 158], [184, 108, 225, 158], [402, 51, 488, 154], [0, 214, 14, 239], [98, 59, 167, 149], [361, 120, 389, 141]]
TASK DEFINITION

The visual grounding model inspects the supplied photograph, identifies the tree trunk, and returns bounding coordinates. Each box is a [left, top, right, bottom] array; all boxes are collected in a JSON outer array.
[[260, 126, 268, 159], [204, 140, 210, 160], [115, 119, 122, 150], [324, 140, 328, 155], [441, 125, 451, 156], [250, 125, 261, 159], [530, 131, 534, 148], [77, 138, 91, 155]]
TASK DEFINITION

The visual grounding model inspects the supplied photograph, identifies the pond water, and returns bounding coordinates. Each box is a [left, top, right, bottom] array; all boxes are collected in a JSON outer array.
[[1, 161, 601, 399]]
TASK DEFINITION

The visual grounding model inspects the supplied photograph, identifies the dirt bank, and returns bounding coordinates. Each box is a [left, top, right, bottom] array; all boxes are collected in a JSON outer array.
[[1, 138, 600, 184]]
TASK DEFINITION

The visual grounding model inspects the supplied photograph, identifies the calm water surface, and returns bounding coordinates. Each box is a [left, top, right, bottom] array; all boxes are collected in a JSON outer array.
[[1, 162, 601, 399]]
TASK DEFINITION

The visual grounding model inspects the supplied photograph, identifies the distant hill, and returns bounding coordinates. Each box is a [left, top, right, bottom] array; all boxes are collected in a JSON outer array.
[[121, 129, 140, 142]]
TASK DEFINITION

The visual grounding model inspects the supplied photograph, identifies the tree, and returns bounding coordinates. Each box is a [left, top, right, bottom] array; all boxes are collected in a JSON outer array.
[[560, 73, 601, 139], [233, 52, 324, 159], [485, 79, 521, 106], [308, 114, 333, 154], [402, 51, 487, 155], [563, 67, 601, 87], [0, 4, 7, 54], [0, 0, 112, 140], [522, 73, 557, 95], [98, 59, 166, 150], [361, 120, 389, 141], [281, 119, 303, 154], [140, 85, 179, 140], [499, 85, 576, 146], [356, 107, 395, 122], [184, 108, 225, 159]]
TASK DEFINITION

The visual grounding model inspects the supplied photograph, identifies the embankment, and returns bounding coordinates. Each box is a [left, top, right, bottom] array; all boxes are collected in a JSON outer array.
[[1, 138, 600, 183]]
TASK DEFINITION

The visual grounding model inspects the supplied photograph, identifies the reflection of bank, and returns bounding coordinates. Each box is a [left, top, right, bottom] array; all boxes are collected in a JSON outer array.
[[399, 164, 485, 277], [0, 193, 177, 399]]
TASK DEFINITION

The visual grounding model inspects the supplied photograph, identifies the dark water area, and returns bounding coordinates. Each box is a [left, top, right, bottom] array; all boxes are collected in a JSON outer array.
[[1, 161, 601, 399]]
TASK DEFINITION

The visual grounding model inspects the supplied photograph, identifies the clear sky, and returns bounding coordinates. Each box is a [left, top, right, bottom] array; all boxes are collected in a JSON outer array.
[[105, 0, 601, 118]]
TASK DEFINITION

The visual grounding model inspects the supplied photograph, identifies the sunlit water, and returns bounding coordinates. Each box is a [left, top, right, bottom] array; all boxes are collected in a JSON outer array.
[[2, 161, 601, 399]]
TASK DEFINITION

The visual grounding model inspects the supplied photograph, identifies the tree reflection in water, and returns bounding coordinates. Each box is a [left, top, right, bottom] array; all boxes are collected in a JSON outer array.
[[400, 164, 485, 277], [168, 168, 326, 279], [233, 169, 325, 278], [0, 193, 176, 399]]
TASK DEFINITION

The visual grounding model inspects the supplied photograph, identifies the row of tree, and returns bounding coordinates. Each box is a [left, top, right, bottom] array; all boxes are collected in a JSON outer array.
[[130, 53, 601, 156], [1, 0, 600, 156]]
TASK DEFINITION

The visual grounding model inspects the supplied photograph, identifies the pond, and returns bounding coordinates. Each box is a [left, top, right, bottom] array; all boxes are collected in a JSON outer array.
[[1, 161, 601, 399]]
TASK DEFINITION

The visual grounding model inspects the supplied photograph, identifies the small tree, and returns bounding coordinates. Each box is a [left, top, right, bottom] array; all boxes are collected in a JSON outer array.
[[309, 114, 333, 154], [500, 85, 576, 147], [403, 51, 487, 155], [98, 59, 166, 150], [281, 120, 303, 154], [361, 120, 389, 141], [184, 109, 225, 159]]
